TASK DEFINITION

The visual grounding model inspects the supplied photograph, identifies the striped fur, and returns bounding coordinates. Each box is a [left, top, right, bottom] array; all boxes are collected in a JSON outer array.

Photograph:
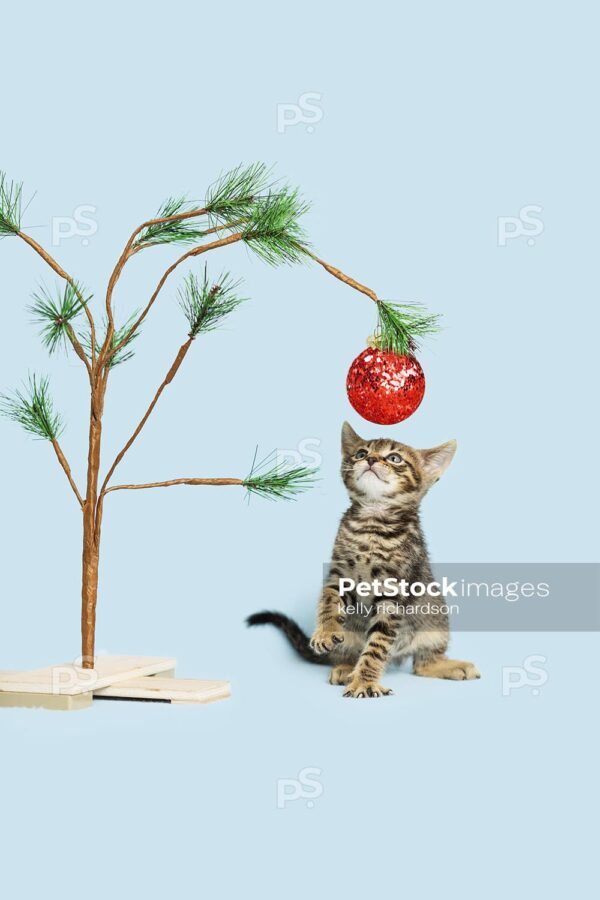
[[248, 422, 479, 697]]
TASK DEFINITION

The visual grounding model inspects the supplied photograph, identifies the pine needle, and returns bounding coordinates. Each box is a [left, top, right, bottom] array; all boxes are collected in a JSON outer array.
[[242, 187, 310, 265], [243, 449, 317, 501], [0, 375, 64, 440], [179, 266, 245, 338], [205, 163, 271, 227], [80, 313, 141, 368], [134, 164, 310, 263], [133, 196, 208, 249], [29, 281, 90, 354], [0, 172, 23, 237], [374, 300, 441, 355]]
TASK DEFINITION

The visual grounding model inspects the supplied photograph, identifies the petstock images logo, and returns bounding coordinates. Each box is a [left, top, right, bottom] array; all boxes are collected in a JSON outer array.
[[325, 563, 600, 633]]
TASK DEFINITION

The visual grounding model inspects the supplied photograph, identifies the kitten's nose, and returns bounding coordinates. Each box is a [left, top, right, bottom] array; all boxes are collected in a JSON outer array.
[[367, 456, 376, 466]]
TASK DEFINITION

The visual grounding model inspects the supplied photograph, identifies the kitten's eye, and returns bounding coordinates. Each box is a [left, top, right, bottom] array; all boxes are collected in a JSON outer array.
[[387, 453, 403, 464], [355, 449, 368, 460]]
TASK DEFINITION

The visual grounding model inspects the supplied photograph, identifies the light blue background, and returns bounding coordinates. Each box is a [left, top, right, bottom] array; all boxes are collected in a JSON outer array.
[[1, 2, 597, 897]]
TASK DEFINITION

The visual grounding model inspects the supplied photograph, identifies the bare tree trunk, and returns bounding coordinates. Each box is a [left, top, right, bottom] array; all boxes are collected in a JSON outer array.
[[81, 386, 104, 668], [81, 516, 99, 668]]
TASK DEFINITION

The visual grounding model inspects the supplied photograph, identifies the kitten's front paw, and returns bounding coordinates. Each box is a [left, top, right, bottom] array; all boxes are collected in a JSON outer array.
[[310, 627, 345, 655], [343, 678, 393, 699]]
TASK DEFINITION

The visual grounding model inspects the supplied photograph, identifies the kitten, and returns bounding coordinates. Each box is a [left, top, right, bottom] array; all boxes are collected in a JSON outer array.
[[247, 421, 480, 698]]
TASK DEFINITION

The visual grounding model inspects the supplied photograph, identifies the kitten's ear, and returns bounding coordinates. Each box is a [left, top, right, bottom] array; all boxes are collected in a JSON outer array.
[[341, 421, 364, 455], [419, 440, 457, 484]]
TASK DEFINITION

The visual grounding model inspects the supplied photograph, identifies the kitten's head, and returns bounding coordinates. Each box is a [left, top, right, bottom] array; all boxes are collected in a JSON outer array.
[[341, 421, 456, 509]]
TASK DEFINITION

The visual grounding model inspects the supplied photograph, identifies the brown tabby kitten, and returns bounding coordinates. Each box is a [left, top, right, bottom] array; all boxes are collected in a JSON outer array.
[[248, 422, 479, 698]]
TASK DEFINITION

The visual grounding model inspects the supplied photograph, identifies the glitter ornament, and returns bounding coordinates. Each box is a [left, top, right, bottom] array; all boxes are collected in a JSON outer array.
[[346, 347, 425, 425]]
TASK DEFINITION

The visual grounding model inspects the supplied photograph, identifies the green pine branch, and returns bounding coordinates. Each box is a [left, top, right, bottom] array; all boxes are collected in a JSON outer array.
[[81, 313, 141, 368], [205, 162, 271, 227], [206, 164, 311, 263], [242, 187, 310, 265], [133, 164, 270, 251], [374, 301, 441, 355], [0, 172, 23, 238], [0, 375, 64, 440], [244, 449, 317, 501], [179, 266, 245, 338], [133, 196, 209, 249], [134, 163, 273, 251], [29, 281, 90, 354], [132, 164, 310, 265]]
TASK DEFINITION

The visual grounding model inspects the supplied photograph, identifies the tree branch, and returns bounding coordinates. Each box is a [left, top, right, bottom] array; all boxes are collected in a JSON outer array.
[[105, 477, 243, 495], [98, 336, 194, 507], [100, 206, 210, 364], [64, 324, 92, 378], [105, 231, 244, 365], [126, 218, 244, 260], [307, 252, 380, 304], [133, 206, 211, 234], [18, 231, 97, 371], [51, 439, 84, 508]]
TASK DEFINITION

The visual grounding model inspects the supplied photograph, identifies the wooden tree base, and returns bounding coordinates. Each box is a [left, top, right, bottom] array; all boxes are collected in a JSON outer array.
[[0, 655, 230, 710]]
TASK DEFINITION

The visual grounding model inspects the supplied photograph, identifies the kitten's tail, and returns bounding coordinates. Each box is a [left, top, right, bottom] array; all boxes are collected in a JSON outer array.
[[246, 611, 326, 665]]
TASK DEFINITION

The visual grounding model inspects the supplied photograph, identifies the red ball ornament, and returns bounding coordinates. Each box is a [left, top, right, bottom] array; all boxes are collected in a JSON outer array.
[[346, 347, 425, 425]]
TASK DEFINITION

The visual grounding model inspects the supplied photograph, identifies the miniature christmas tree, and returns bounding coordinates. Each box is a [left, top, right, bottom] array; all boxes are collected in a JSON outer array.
[[0, 163, 437, 673]]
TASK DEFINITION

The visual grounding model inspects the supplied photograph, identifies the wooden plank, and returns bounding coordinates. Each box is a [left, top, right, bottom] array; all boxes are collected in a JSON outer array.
[[0, 655, 177, 696], [94, 676, 230, 704], [0, 690, 93, 711]]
